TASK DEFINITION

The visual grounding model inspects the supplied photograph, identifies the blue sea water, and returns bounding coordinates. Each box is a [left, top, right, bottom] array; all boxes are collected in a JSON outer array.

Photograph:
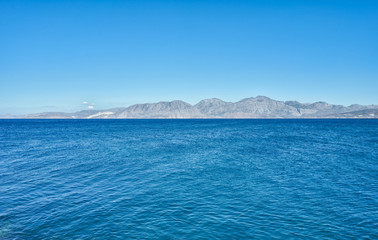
[[0, 119, 377, 239]]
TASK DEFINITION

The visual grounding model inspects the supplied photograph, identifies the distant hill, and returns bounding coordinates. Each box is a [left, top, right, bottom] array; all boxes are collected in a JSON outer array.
[[4, 96, 378, 119]]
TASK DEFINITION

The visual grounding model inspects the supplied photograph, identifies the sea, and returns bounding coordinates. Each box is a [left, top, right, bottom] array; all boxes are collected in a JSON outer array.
[[0, 119, 377, 239]]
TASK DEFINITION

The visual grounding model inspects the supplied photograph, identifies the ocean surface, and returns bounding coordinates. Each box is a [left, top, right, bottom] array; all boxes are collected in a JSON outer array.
[[0, 119, 377, 239]]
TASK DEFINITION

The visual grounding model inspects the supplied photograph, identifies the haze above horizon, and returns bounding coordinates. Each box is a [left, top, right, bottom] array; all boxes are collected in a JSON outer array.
[[1, 0, 377, 114]]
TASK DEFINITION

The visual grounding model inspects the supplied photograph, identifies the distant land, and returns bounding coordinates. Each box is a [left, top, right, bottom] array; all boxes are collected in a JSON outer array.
[[1, 96, 377, 119]]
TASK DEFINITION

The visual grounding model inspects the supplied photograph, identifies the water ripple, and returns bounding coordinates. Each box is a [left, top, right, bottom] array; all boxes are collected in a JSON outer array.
[[0, 119, 377, 239]]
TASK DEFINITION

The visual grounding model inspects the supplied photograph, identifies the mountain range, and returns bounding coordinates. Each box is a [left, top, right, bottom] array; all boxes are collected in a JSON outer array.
[[2, 96, 377, 119]]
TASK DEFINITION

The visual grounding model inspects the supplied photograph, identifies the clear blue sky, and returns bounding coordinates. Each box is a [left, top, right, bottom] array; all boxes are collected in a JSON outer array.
[[1, 0, 377, 114]]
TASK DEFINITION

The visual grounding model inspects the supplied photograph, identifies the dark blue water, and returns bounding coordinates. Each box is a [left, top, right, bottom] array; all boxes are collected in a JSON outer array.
[[0, 120, 377, 239]]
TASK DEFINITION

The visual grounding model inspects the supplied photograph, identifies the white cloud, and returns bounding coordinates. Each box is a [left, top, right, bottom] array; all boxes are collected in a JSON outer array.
[[82, 101, 89, 105], [88, 106, 94, 109]]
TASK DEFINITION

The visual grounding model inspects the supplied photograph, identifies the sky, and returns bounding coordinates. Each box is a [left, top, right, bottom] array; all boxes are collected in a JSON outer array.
[[1, 0, 377, 114]]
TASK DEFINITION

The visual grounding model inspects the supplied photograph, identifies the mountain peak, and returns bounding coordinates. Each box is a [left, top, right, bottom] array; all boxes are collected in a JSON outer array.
[[6, 96, 378, 119], [195, 98, 226, 105]]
